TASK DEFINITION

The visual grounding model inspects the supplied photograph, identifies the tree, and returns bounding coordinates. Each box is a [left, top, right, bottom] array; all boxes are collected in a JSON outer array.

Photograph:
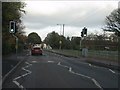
[[103, 8, 120, 36], [27, 32, 42, 44], [44, 31, 60, 49], [103, 8, 119, 52], [71, 37, 80, 50], [65, 36, 72, 49], [2, 2, 26, 55]]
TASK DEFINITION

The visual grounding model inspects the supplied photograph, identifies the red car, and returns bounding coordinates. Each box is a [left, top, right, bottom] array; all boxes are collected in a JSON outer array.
[[31, 46, 43, 55]]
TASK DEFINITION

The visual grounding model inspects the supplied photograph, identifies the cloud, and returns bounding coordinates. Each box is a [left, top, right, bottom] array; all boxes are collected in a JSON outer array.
[[22, 1, 118, 40]]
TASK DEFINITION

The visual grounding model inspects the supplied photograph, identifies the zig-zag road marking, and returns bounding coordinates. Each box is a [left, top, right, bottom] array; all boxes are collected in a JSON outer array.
[[57, 62, 103, 90], [88, 63, 117, 75], [13, 62, 32, 90], [109, 69, 116, 74]]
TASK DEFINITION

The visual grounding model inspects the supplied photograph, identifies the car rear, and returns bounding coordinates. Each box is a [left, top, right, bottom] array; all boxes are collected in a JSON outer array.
[[31, 47, 42, 55]]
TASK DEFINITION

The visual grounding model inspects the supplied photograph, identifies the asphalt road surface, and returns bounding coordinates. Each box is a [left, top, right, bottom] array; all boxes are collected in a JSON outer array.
[[3, 50, 119, 89]]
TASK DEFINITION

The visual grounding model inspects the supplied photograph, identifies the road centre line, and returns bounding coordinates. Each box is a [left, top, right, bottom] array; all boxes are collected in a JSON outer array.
[[13, 62, 32, 89], [57, 62, 103, 89]]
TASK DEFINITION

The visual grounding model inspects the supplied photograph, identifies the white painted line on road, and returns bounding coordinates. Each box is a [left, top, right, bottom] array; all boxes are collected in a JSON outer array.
[[13, 80, 24, 89], [57, 62, 61, 65], [32, 61, 37, 63], [88, 63, 117, 75], [22, 73, 31, 77], [57, 62, 103, 89], [88, 64, 99, 68], [69, 67, 72, 72], [89, 64, 92, 66], [48, 61, 54, 63], [25, 62, 32, 65], [109, 69, 116, 74], [22, 68, 32, 74], [73, 72, 91, 79], [57, 62, 69, 69], [13, 76, 22, 81], [13, 62, 32, 90], [91, 78, 103, 89], [70, 69, 103, 89]]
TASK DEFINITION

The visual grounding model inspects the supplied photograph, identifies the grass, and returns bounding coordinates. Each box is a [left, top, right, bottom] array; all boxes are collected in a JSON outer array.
[[88, 50, 118, 61], [46, 49, 118, 61]]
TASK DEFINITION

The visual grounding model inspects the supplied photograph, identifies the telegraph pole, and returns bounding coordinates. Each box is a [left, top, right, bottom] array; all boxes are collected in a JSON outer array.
[[63, 24, 65, 36], [57, 24, 65, 36], [57, 24, 62, 50]]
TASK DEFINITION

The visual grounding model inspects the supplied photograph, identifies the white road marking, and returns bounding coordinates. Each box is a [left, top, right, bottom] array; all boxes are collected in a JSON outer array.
[[69, 67, 72, 72], [88, 63, 117, 75], [91, 78, 102, 89], [13, 62, 32, 90], [13, 80, 24, 88], [58, 63, 69, 68], [47, 61, 54, 63], [13, 76, 22, 81], [109, 69, 116, 74], [32, 61, 37, 63], [57, 62, 103, 89], [25, 62, 32, 65], [57, 62, 61, 65], [89, 64, 92, 66]]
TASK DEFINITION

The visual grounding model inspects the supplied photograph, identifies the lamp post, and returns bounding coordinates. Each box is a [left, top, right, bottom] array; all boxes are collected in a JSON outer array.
[[57, 24, 62, 50]]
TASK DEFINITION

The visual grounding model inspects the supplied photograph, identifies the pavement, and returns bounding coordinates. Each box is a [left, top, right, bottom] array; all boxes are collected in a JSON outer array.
[[2, 50, 29, 85]]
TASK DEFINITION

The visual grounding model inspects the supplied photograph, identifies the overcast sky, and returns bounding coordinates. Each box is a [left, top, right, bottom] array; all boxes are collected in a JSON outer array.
[[22, 0, 119, 41]]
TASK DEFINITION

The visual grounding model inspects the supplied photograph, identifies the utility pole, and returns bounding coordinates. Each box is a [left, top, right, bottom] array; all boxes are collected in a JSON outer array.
[[63, 24, 65, 36], [80, 37, 83, 50], [57, 24, 65, 49], [57, 24, 65, 36], [57, 24, 62, 50]]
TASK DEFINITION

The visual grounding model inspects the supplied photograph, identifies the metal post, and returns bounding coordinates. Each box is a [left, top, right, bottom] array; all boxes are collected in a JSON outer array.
[[12, 34, 18, 54], [63, 24, 64, 36], [80, 37, 82, 50]]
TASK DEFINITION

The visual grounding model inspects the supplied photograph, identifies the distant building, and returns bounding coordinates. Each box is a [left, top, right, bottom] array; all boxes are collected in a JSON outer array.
[[40, 43, 52, 49]]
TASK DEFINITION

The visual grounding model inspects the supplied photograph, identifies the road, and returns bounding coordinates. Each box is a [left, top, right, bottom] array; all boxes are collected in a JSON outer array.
[[2, 50, 119, 89]]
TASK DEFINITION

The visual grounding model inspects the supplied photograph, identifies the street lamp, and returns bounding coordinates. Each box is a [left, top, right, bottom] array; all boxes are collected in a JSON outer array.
[[57, 24, 65, 36], [57, 24, 62, 50]]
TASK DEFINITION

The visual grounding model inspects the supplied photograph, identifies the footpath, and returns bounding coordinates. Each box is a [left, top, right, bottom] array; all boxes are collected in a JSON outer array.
[[2, 50, 29, 86]]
